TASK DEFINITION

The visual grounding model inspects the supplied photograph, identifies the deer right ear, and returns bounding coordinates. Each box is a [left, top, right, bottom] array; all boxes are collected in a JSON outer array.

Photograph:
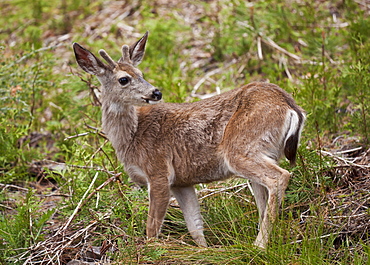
[[73, 43, 107, 76], [129, 31, 149, 66]]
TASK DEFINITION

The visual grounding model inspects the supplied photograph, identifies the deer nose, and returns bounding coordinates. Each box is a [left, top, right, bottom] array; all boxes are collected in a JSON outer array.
[[152, 89, 162, 100]]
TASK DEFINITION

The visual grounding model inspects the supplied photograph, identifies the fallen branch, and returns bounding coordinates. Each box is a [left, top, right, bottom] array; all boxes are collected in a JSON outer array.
[[0, 183, 29, 192], [61, 172, 99, 232], [83, 173, 122, 208], [4, 43, 65, 70], [260, 35, 302, 62], [64, 132, 90, 141], [64, 123, 107, 141], [290, 231, 342, 245], [198, 182, 251, 201], [34, 159, 117, 176], [191, 59, 237, 98], [320, 150, 370, 169]]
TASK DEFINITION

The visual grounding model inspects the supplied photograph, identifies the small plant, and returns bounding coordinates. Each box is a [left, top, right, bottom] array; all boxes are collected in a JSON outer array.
[[0, 190, 54, 262], [341, 21, 370, 145]]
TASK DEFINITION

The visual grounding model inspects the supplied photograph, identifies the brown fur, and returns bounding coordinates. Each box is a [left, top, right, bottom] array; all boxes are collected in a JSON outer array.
[[73, 32, 305, 249]]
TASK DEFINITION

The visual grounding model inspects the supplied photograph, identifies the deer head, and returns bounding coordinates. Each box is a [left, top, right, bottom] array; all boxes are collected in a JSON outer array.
[[73, 32, 162, 107]]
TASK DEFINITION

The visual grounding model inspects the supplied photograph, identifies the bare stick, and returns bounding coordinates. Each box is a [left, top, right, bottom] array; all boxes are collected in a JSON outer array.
[[0, 183, 28, 192], [320, 150, 370, 169], [61, 172, 99, 231], [83, 173, 122, 207], [199, 182, 250, 201], [257, 36, 263, 60], [36, 159, 116, 176], [88, 139, 109, 164], [333, 146, 363, 155], [191, 59, 237, 97], [290, 232, 341, 245], [64, 132, 90, 140], [261, 35, 302, 61]]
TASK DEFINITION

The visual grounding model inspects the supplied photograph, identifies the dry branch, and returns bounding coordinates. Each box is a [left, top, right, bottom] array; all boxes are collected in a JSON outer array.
[[61, 172, 99, 232], [0, 183, 29, 192], [191, 59, 237, 99], [10, 172, 123, 264], [320, 149, 370, 169]]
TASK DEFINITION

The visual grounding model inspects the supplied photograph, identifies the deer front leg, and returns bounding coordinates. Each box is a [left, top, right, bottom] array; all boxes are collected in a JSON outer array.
[[171, 186, 207, 247], [146, 182, 170, 239]]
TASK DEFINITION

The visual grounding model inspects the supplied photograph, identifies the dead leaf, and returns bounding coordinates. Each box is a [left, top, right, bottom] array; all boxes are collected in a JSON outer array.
[[10, 85, 22, 96]]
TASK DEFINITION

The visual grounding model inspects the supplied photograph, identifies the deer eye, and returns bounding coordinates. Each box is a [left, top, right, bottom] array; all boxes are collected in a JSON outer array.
[[118, 77, 130, 86]]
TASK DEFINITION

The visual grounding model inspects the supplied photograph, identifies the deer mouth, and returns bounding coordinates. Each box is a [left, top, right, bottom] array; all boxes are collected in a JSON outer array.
[[141, 97, 161, 104]]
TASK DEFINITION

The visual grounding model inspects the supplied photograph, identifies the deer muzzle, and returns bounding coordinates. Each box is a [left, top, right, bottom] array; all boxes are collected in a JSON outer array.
[[142, 88, 162, 104]]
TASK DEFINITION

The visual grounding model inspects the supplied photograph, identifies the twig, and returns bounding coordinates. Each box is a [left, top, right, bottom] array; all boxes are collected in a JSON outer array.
[[237, 21, 343, 66], [191, 59, 237, 98], [0, 203, 14, 210], [4, 43, 65, 70], [36, 159, 117, 176], [64, 132, 90, 140], [28, 66, 40, 130], [36, 193, 71, 198], [47, 220, 99, 265], [257, 36, 263, 60], [290, 232, 341, 244], [74, 70, 102, 107], [260, 35, 302, 61], [199, 182, 249, 201], [280, 56, 293, 80], [320, 150, 370, 169], [68, 163, 116, 174], [85, 124, 107, 139], [88, 139, 110, 165], [64, 123, 107, 141], [333, 146, 363, 155], [0, 183, 29, 192], [83, 173, 122, 207], [61, 172, 99, 231], [329, 212, 367, 219]]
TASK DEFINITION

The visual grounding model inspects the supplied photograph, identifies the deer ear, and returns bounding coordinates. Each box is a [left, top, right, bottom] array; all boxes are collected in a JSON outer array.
[[73, 43, 107, 76], [129, 31, 148, 66]]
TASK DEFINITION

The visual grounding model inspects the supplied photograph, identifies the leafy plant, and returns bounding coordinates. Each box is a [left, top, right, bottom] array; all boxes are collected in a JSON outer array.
[[0, 190, 54, 262]]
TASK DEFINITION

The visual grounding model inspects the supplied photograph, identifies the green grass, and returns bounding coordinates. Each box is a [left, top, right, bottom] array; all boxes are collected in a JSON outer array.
[[0, 0, 369, 264]]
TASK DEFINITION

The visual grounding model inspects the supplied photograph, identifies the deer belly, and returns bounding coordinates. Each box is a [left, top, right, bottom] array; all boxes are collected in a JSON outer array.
[[171, 159, 233, 186]]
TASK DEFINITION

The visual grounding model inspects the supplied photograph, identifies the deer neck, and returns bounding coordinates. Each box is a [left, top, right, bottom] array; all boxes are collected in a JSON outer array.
[[101, 102, 138, 159]]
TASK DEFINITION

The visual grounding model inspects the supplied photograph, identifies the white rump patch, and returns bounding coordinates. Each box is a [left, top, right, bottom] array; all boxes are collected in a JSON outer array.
[[283, 110, 301, 145]]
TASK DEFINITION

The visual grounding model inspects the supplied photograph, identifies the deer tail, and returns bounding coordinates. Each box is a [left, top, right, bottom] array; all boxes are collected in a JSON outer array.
[[283, 109, 305, 167]]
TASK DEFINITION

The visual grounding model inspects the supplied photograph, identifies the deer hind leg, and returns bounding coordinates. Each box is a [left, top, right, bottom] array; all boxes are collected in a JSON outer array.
[[146, 182, 170, 239], [171, 186, 207, 247], [250, 182, 268, 230], [231, 157, 291, 249]]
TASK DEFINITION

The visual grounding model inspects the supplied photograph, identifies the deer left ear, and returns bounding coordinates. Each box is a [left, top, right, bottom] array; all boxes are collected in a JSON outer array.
[[129, 31, 149, 66], [73, 43, 108, 76]]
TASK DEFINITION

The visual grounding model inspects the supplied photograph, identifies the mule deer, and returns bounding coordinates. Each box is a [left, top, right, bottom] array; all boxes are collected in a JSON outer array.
[[73, 32, 305, 248]]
